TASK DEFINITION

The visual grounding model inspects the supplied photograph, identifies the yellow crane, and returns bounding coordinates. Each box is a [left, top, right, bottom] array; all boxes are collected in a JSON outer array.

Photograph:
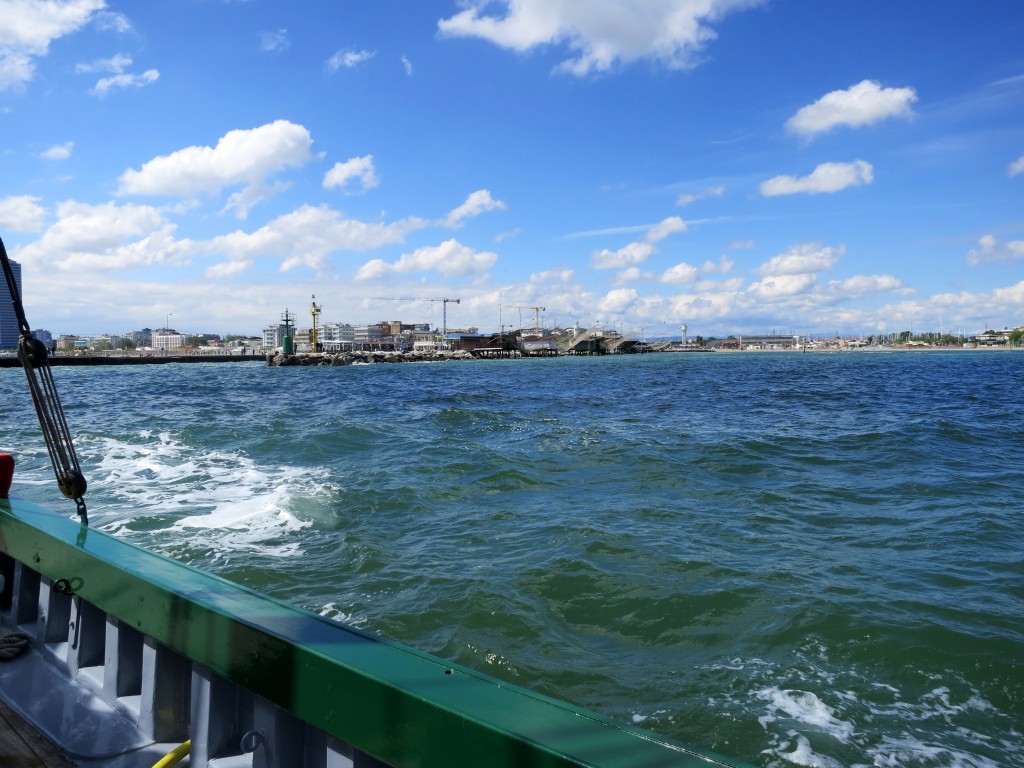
[[504, 305, 546, 336], [372, 296, 460, 348]]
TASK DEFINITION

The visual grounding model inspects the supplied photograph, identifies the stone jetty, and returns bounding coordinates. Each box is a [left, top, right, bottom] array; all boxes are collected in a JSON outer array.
[[266, 350, 477, 366]]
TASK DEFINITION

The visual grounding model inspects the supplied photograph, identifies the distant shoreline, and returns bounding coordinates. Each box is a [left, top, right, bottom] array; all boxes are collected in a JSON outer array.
[[0, 353, 257, 368], [1, 345, 1019, 369]]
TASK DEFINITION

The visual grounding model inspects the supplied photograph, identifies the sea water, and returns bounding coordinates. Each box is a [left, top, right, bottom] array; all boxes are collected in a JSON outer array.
[[1, 350, 1021, 767]]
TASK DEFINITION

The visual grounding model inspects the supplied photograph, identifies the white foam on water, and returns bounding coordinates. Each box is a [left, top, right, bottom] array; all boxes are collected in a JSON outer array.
[[756, 688, 856, 743], [86, 430, 322, 557], [704, 651, 1021, 768], [765, 732, 844, 768], [319, 602, 369, 628]]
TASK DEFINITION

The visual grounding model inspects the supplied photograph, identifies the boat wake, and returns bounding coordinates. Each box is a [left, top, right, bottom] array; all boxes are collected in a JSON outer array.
[[80, 430, 322, 561]]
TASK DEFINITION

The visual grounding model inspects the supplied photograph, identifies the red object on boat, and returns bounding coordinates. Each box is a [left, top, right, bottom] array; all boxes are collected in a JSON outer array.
[[0, 453, 13, 498]]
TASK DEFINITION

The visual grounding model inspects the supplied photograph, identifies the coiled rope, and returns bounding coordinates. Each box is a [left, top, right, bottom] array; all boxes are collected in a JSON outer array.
[[0, 235, 88, 525]]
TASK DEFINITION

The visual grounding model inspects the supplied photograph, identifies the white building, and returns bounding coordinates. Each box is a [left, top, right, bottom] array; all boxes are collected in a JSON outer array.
[[152, 330, 185, 351]]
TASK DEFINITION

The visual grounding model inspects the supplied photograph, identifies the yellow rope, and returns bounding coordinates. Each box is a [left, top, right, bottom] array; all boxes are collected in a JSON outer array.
[[151, 739, 191, 768]]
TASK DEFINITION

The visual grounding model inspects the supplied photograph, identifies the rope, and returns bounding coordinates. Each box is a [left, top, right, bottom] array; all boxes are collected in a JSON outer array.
[[0, 235, 88, 524], [0, 625, 30, 661]]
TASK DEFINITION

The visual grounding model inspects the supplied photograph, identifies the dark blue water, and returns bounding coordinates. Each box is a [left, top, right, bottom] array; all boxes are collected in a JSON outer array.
[[2, 351, 1022, 767]]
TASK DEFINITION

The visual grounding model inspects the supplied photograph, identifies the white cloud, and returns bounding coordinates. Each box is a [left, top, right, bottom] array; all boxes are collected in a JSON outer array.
[[260, 29, 290, 53], [1009, 155, 1024, 177], [91, 69, 159, 97], [14, 200, 193, 271], [445, 189, 507, 227], [966, 234, 1024, 266], [0, 0, 104, 91], [326, 49, 375, 72], [354, 239, 498, 280], [646, 215, 686, 242], [747, 272, 817, 300], [438, 0, 765, 76], [75, 52, 132, 74], [117, 121, 315, 217], [759, 242, 843, 276], [401, 55, 413, 76], [703, 254, 733, 273], [598, 287, 640, 314], [205, 259, 252, 279], [208, 203, 428, 272], [613, 266, 652, 284], [39, 141, 73, 160], [675, 185, 724, 206], [661, 261, 698, 284], [760, 160, 873, 196], [323, 155, 379, 193], [591, 241, 656, 269], [0, 194, 47, 232], [786, 80, 917, 138], [530, 268, 574, 283], [831, 274, 907, 298]]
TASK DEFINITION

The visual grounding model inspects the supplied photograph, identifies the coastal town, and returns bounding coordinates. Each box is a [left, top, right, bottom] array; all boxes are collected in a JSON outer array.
[[2, 260, 1022, 360], [3, 312, 1023, 364]]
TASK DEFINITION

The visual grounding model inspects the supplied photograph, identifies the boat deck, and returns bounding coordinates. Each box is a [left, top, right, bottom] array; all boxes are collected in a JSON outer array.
[[0, 698, 77, 768]]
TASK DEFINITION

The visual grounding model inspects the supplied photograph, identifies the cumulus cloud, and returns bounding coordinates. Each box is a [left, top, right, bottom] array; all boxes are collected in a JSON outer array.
[[0, 194, 47, 232], [676, 185, 724, 206], [661, 261, 698, 284], [759, 242, 844, 276], [13, 200, 193, 271], [117, 120, 315, 218], [39, 141, 73, 160], [207, 203, 428, 272], [703, 254, 734, 273], [354, 239, 497, 280], [591, 216, 684, 270], [445, 189, 507, 227], [1009, 155, 1024, 177], [613, 266, 652, 284], [598, 287, 640, 314], [0, 0, 104, 91], [966, 235, 1024, 266], [831, 274, 907, 297], [326, 49, 375, 72], [786, 80, 917, 138], [438, 0, 764, 76], [323, 155, 379, 193], [760, 160, 873, 196], [530, 268, 574, 283], [646, 215, 686, 242], [205, 259, 252, 279], [592, 241, 656, 269], [747, 272, 817, 300]]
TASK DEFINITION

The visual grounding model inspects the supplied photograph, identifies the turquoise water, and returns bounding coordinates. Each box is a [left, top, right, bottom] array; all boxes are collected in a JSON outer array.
[[2, 351, 1022, 767]]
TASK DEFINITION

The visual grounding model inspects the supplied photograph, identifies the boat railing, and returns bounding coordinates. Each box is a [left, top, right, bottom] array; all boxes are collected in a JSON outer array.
[[0, 493, 753, 768]]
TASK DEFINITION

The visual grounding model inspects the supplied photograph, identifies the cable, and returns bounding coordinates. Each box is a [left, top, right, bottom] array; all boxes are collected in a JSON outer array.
[[151, 739, 191, 768]]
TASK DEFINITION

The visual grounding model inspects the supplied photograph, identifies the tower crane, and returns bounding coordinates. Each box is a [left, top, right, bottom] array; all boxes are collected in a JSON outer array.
[[504, 305, 546, 336], [372, 297, 460, 348]]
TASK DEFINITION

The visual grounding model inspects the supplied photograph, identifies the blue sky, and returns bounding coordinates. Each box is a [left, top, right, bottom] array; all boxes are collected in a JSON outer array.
[[1, 0, 1022, 339]]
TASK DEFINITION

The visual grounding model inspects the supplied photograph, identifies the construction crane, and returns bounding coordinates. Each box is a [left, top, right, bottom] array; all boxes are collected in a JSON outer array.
[[504, 305, 546, 336], [372, 297, 460, 348]]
